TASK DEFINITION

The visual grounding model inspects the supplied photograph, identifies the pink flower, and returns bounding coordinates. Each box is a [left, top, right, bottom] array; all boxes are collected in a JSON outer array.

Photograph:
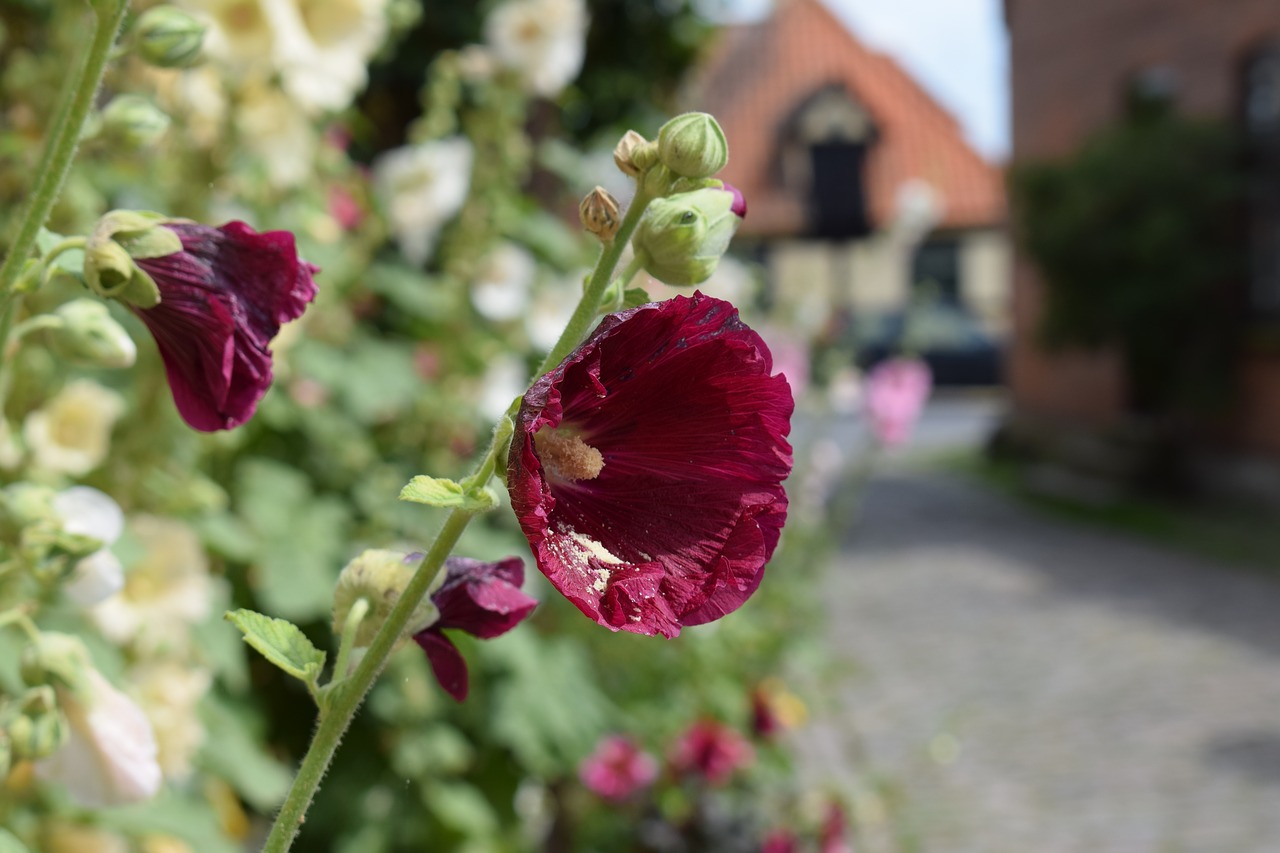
[[506, 293, 793, 638], [863, 357, 932, 447], [820, 801, 853, 853], [668, 719, 754, 785], [328, 186, 364, 231], [762, 831, 800, 853], [132, 222, 318, 431], [413, 556, 538, 701], [724, 181, 747, 218], [578, 735, 659, 801]]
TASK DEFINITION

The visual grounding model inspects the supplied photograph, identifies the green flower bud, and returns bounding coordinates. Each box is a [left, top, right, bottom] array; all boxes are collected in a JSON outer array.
[[333, 549, 439, 648], [20, 632, 92, 696], [133, 6, 206, 68], [47, 300, 137, 369], [100, 94, 171, 148], [632, 186, 744, 286], [83, 210, 181, 309], [657, 113, 729, 179], [0, 484, 58, 533], [7, 687, 68, 761]]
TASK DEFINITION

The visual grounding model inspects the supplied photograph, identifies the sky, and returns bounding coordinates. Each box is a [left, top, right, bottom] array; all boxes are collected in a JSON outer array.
[[704, 0, 1011, 161]]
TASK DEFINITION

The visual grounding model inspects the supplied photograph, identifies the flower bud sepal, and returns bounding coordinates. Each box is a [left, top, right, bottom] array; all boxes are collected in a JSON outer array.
[[83, 210, 181, 308], [631, 186, 744, 286]]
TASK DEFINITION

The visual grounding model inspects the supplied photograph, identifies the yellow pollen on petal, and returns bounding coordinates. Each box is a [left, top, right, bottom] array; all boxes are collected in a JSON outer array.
[[535, 428, 604, 481]]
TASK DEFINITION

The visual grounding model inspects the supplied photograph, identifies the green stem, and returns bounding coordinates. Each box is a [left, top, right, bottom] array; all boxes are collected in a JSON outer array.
[[0, 1, 126, 304], [262, 184, 659, 853], [329, 597, 369, 686]]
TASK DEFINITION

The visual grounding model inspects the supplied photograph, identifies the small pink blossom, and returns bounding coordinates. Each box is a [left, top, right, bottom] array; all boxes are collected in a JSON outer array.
[[578, 735, 659, 801], [668, 719, 754, 785], [762, 830, 800, 853], [863, 357, 932, 447], [328, 186, 364, 231]]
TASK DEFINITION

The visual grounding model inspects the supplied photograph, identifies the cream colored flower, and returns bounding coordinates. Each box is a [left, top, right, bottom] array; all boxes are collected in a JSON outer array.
[[472, 242, 536, 321], [182, 0, 275, 76], [149, 65, 229, 148], [484, 0, 588, 97], [91, 516, 213, 655], [271, 0, 388, 113], [37, 668, 162, 808], [525, 269, 583, 352], [23, 380, 124, 476], [479, 354, 528, 421], [374, 137, 474, 266], [129, 663, 212, 781], [41, 822, 131, 853], [236, 80, 316, 188]]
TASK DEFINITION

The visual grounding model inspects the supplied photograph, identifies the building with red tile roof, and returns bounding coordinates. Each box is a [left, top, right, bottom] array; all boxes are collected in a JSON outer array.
[[685, 0, 1011, 342]]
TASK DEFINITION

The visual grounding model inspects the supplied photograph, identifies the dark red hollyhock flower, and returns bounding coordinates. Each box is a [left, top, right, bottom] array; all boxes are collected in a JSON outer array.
[[507, 293, 793, 638], [750, 685, 783, 739], [668, 719, 754, 785], [578, 734, 659, 801], [132, 222, 318, 431], [820, 801, 853, 853], [412, 556, 537, 701]]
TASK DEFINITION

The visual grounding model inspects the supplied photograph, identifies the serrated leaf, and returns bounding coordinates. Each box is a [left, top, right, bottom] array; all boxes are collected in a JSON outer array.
[[224, 609, 325, 687], [623, 286, 651, 309], [399, 476, 498, 512]]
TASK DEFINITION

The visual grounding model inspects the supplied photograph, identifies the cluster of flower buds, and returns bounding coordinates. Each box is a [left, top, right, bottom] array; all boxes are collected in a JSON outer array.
[[592, 113, 745, 287]]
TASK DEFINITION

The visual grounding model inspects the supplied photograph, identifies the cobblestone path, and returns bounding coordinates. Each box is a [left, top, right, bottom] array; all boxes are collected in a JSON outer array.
[[795, 469, 1280, 853]]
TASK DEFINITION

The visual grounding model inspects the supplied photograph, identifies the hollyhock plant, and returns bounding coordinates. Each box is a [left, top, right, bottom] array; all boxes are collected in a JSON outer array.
[[413, 556, 538, 701], [507, 292, 793, 638], [83, 213, 318, 431], [864, 357, 932, 447], [578, 734, 659, 802], [668, 719, 754, 786]]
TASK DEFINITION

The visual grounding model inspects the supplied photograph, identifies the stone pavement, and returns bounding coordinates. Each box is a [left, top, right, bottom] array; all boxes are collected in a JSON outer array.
[[794, 467, 1280, 853]]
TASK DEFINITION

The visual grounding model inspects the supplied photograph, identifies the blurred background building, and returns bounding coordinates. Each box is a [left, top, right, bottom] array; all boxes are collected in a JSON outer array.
[[687, 0, 1010, 360], [1002, 0, 1280, 496]]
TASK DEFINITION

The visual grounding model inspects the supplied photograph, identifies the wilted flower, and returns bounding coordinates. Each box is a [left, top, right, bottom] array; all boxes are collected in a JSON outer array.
[[129, 663, 212, 781], [23, 380, 125, 476], [484, 0, 588, 97], [412, 556, 538, 701], [471, 241, 537, 321], [579, 734, 659, 801], [91, 515, 213, 654], [374, 137, 474, 266], [84, 213, 319, 432], [37, 667, 162, 808], [52, 486, 125, 606], [668, 719, 753, 785], [507, 293, 793, 638], [864, 357, 932, 447]]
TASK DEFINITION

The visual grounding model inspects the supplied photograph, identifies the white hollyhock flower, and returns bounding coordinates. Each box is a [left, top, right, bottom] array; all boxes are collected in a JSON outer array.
[[23, 380, 124, 476], [472, 242, 537, 321], [52, 487, 126, 606], [91, 516, 213, 656], [266, 0, 388, 113], [130, 663, 212, 781], [183, 0, 276, 77], [525, 270, 583, 352], [484, 0, 588, 97], [479, 354, 528, 421], [374, 138, 474, 266], [37, 668, 162, 808]]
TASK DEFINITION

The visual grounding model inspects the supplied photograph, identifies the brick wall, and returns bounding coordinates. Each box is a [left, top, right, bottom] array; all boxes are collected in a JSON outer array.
[[1007, 0, 1280, 451]]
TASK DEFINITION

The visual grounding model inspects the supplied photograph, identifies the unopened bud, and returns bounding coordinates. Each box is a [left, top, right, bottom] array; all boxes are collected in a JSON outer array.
[[657, 113, 728, 179], [48, 300, 136, 369], [579, 187, 621, 242], [333, 550, 439, 647], [632, 185, 744, 286], [134, 6, 206, 68], [101, 95, 171, 148], [613, 130, 657, 177], [84, 210, 181, 308], [1, 483, 58, 533], [7, 687, 67, 761], [21, 632, 91, 696]]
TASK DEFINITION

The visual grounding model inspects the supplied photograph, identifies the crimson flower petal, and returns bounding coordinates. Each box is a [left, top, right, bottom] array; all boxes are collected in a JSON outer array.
[[412, 556, 537, 702], [507, 292, 793, 638], [134, 221, 318, 431], [668, 719, 754, 785]]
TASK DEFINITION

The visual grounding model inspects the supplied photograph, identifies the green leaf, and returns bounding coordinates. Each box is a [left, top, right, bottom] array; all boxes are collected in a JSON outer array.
[[224, 609, 325, 687], [623, 286, 651, 309], [35, 228, 84, 274], [399, 476, 498, 512], [422, 781, 499, 835], [97, 791, 239, 853], [0, 827, 31, 853], [198, 696, 293, 810]]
